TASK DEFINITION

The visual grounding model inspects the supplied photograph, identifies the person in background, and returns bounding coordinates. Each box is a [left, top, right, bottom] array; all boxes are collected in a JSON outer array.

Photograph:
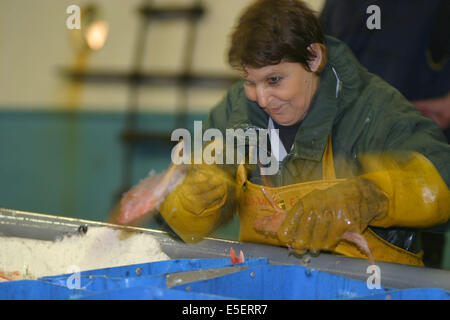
[[320, 0, 450, 142]]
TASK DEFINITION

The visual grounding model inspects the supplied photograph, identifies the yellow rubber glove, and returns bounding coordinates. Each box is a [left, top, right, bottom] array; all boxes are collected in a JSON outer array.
[[177, 164, 229, 215], [159, 163, 237, 243], [255, 178, 388, 254]]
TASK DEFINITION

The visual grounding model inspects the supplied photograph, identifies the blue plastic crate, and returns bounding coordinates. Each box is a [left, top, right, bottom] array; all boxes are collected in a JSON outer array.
[[0, 258, 268, 300], [170, 264, 389, 300], [0, 280, 95, 300], [39, 257, 269, 288], [168, 264, 449, 300], [1, 258, 448, 300], [79, 286, 235, 300], [352, 288, 450, 300]]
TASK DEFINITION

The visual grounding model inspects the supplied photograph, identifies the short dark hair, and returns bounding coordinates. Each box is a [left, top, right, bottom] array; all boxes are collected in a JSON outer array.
[[228, 0, 326, 72]]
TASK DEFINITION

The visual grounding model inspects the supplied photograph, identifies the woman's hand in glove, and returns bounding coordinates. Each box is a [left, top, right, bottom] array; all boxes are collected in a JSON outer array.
[[254, 178, 389, 254], [177, 164, 228, 215]]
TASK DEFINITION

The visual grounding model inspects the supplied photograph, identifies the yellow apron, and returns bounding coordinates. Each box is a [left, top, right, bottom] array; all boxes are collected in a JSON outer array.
[[236, 137, 424, 266]]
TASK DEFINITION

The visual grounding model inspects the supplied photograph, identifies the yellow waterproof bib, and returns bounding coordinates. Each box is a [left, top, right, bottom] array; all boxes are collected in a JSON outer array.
[[236, 137, 424, 266]]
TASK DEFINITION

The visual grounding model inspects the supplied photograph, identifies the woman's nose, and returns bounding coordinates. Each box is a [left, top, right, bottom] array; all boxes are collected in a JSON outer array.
[[256, 86, 270, 108]]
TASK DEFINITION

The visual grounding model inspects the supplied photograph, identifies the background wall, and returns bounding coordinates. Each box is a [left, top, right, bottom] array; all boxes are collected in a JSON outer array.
[[0, 0, 326, 112], [0, 0, 325, 218], [1, 0, 449, 268]]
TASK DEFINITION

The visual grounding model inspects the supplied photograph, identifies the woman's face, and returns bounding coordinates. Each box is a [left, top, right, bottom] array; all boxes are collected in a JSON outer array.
[[243, 61, 319, 126]]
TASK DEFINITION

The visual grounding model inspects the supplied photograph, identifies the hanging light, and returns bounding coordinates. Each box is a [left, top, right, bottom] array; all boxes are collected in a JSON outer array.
[[82, 4, 109, 51], [85, 20, 109, 51]]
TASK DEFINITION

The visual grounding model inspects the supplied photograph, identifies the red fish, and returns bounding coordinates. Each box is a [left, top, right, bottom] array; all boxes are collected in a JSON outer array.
[[0, 270, 22, 282], [230, 247, 245, 264]]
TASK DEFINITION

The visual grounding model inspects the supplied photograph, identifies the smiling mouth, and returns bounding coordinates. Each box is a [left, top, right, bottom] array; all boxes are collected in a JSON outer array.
[[268, 105, 284, 114]]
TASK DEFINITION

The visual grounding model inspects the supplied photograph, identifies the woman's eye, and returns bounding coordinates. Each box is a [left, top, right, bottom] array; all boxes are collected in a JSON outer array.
[[268, 76, 281, 85]]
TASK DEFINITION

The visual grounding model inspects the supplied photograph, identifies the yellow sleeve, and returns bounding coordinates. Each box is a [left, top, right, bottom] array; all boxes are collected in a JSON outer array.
[[158, 168, 237, 243], [360, 152, 450, 228]]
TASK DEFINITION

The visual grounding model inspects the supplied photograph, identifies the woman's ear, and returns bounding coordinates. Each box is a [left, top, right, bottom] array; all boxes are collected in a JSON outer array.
[[307, 43, 327, 73]]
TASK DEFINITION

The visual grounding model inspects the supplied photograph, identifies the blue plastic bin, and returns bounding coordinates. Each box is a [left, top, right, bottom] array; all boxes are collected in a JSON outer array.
[[0, 258, 448, 300], [80, 286, 235, 300], [0, 258, 267, 300], [40, 257, 269, 283], [170, 264, 388, 300], [352, 288, 450, 300], [0, 280, 94, 300]]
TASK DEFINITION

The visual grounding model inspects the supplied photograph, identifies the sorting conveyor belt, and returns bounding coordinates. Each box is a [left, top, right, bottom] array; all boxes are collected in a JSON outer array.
[[1, 207, 449, 291]]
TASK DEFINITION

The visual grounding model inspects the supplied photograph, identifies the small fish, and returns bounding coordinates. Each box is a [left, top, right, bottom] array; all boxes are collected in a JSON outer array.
[[115, 141, 188, 225], [117, 164, 187, 224], [341, 232, 375, 266], [230, 247, 245, 264], [0, 270, 23, 282]]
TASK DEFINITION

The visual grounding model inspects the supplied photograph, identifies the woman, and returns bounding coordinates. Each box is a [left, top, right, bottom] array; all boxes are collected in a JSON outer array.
[[158, 0, 450, 266]]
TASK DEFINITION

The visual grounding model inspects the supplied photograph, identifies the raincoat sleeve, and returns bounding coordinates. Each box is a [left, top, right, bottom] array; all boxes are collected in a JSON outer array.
[[361, 151, 450, 228], [355, 87, 450, 228]]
